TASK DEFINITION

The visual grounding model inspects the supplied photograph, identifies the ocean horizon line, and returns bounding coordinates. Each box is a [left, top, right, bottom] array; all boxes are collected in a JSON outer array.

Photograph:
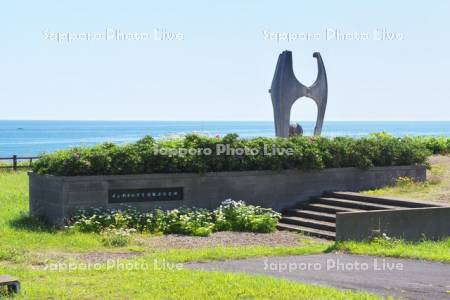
[[1, 120, 450, 123]]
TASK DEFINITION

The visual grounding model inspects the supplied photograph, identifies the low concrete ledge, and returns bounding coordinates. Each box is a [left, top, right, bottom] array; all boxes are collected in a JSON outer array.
[[29, 164, 426, 225], [336, 207, 450, 241], [330, 191, 443, 208]]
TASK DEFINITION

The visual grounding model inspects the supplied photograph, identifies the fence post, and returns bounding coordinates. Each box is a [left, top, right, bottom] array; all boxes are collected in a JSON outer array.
[[12, 155, 17, 171]]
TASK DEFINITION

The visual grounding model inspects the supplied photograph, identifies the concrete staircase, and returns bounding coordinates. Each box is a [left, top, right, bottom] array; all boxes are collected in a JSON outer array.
[[277, 192, 436, 240]]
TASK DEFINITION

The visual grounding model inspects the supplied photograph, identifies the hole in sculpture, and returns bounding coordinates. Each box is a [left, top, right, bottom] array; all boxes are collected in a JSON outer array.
[[290, 98, 317, 136]]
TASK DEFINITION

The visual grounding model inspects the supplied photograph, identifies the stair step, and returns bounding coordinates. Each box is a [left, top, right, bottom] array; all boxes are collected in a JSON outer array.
[[277, 191, 430, 241], [284, 209, 336, 222], [325, 192, 437, 208], [277, 223, 336, 240], [280, 216, 336, 232], [312, 197, 401, 211], [301, 203, 364, 214]]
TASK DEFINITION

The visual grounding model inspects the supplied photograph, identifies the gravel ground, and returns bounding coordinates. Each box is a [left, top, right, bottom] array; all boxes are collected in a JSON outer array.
[[136, 231, 315, 249], [30, 231, 316, 266]]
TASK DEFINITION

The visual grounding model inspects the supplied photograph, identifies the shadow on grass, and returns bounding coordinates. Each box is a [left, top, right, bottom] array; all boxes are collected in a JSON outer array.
[[9, 213, 58, 232], [323, 242, 339, 253]]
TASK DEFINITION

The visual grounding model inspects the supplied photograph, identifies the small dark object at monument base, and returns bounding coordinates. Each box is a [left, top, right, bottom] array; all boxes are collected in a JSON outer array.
[[0, 275, 20, 294], [289, 123, 303, 136], [270, 51, 328, 137]]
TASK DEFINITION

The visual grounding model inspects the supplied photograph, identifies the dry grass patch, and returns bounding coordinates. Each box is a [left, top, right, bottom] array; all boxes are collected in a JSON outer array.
[[364, 155, 450, 204]]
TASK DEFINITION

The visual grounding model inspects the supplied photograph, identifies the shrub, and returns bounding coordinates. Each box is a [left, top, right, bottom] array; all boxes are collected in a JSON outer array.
[[32, 133, 442, 176], [396, 176, 416, 187], [163, 208, 215, 236], [213, 199, 281, 233], [69, 200, 281, 237], [415, 136, 450, 155], [101, 228, 135, 247]]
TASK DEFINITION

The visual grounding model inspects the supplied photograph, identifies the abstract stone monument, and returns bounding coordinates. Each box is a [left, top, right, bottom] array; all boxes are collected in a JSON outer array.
[[269, 51, 328, 137]]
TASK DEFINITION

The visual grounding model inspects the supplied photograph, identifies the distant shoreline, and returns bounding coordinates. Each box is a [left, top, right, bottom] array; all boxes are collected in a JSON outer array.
[[1, 120, 450, 122]]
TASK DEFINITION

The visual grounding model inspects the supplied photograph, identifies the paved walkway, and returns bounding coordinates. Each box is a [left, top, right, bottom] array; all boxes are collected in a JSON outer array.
[[186, 253, 450, 299]]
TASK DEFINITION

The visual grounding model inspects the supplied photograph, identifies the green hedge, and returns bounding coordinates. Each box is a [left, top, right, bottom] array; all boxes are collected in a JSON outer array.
[[416, 136, 450, 154], [32, 132, 449, 176]]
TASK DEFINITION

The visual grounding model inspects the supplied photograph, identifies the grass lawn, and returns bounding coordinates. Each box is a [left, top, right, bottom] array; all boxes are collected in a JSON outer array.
[[1, 159, 449, 299], [0, 171, 378, 299], [1, 265, 380, 299], [330, 238, 450, 263]]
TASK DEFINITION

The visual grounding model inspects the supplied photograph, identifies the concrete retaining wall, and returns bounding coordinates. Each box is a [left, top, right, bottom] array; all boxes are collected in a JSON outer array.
[[29, 165, 426, 225], [336, 207, 450, 241]]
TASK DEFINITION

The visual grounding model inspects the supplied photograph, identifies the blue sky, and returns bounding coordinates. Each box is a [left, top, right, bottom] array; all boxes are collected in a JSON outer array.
[[1, 1, 449, 121]]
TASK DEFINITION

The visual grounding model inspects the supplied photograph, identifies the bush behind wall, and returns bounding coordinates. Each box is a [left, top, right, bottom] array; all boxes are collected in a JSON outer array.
[[32, 132, 447, 176]]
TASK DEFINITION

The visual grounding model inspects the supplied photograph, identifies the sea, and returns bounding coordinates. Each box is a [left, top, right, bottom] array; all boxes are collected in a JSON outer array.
[[0, 120, 449, 157]]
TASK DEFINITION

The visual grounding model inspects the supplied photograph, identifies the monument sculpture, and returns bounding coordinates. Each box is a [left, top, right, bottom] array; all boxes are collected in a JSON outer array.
[[269, 51, 328, 137]]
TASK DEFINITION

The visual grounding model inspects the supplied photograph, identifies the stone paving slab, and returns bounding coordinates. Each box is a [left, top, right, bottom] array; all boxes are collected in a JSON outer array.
[[186, 253, 450, 299]]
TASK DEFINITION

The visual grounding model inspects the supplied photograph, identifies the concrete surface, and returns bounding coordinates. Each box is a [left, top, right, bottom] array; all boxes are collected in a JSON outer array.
[[186, 253, 450, 299], [336, 206, 450, 241], [29, 165, 425, 225]]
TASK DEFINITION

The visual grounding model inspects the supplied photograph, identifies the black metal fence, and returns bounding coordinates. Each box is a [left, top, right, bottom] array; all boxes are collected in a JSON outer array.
[[0, 155, 39, 170]]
